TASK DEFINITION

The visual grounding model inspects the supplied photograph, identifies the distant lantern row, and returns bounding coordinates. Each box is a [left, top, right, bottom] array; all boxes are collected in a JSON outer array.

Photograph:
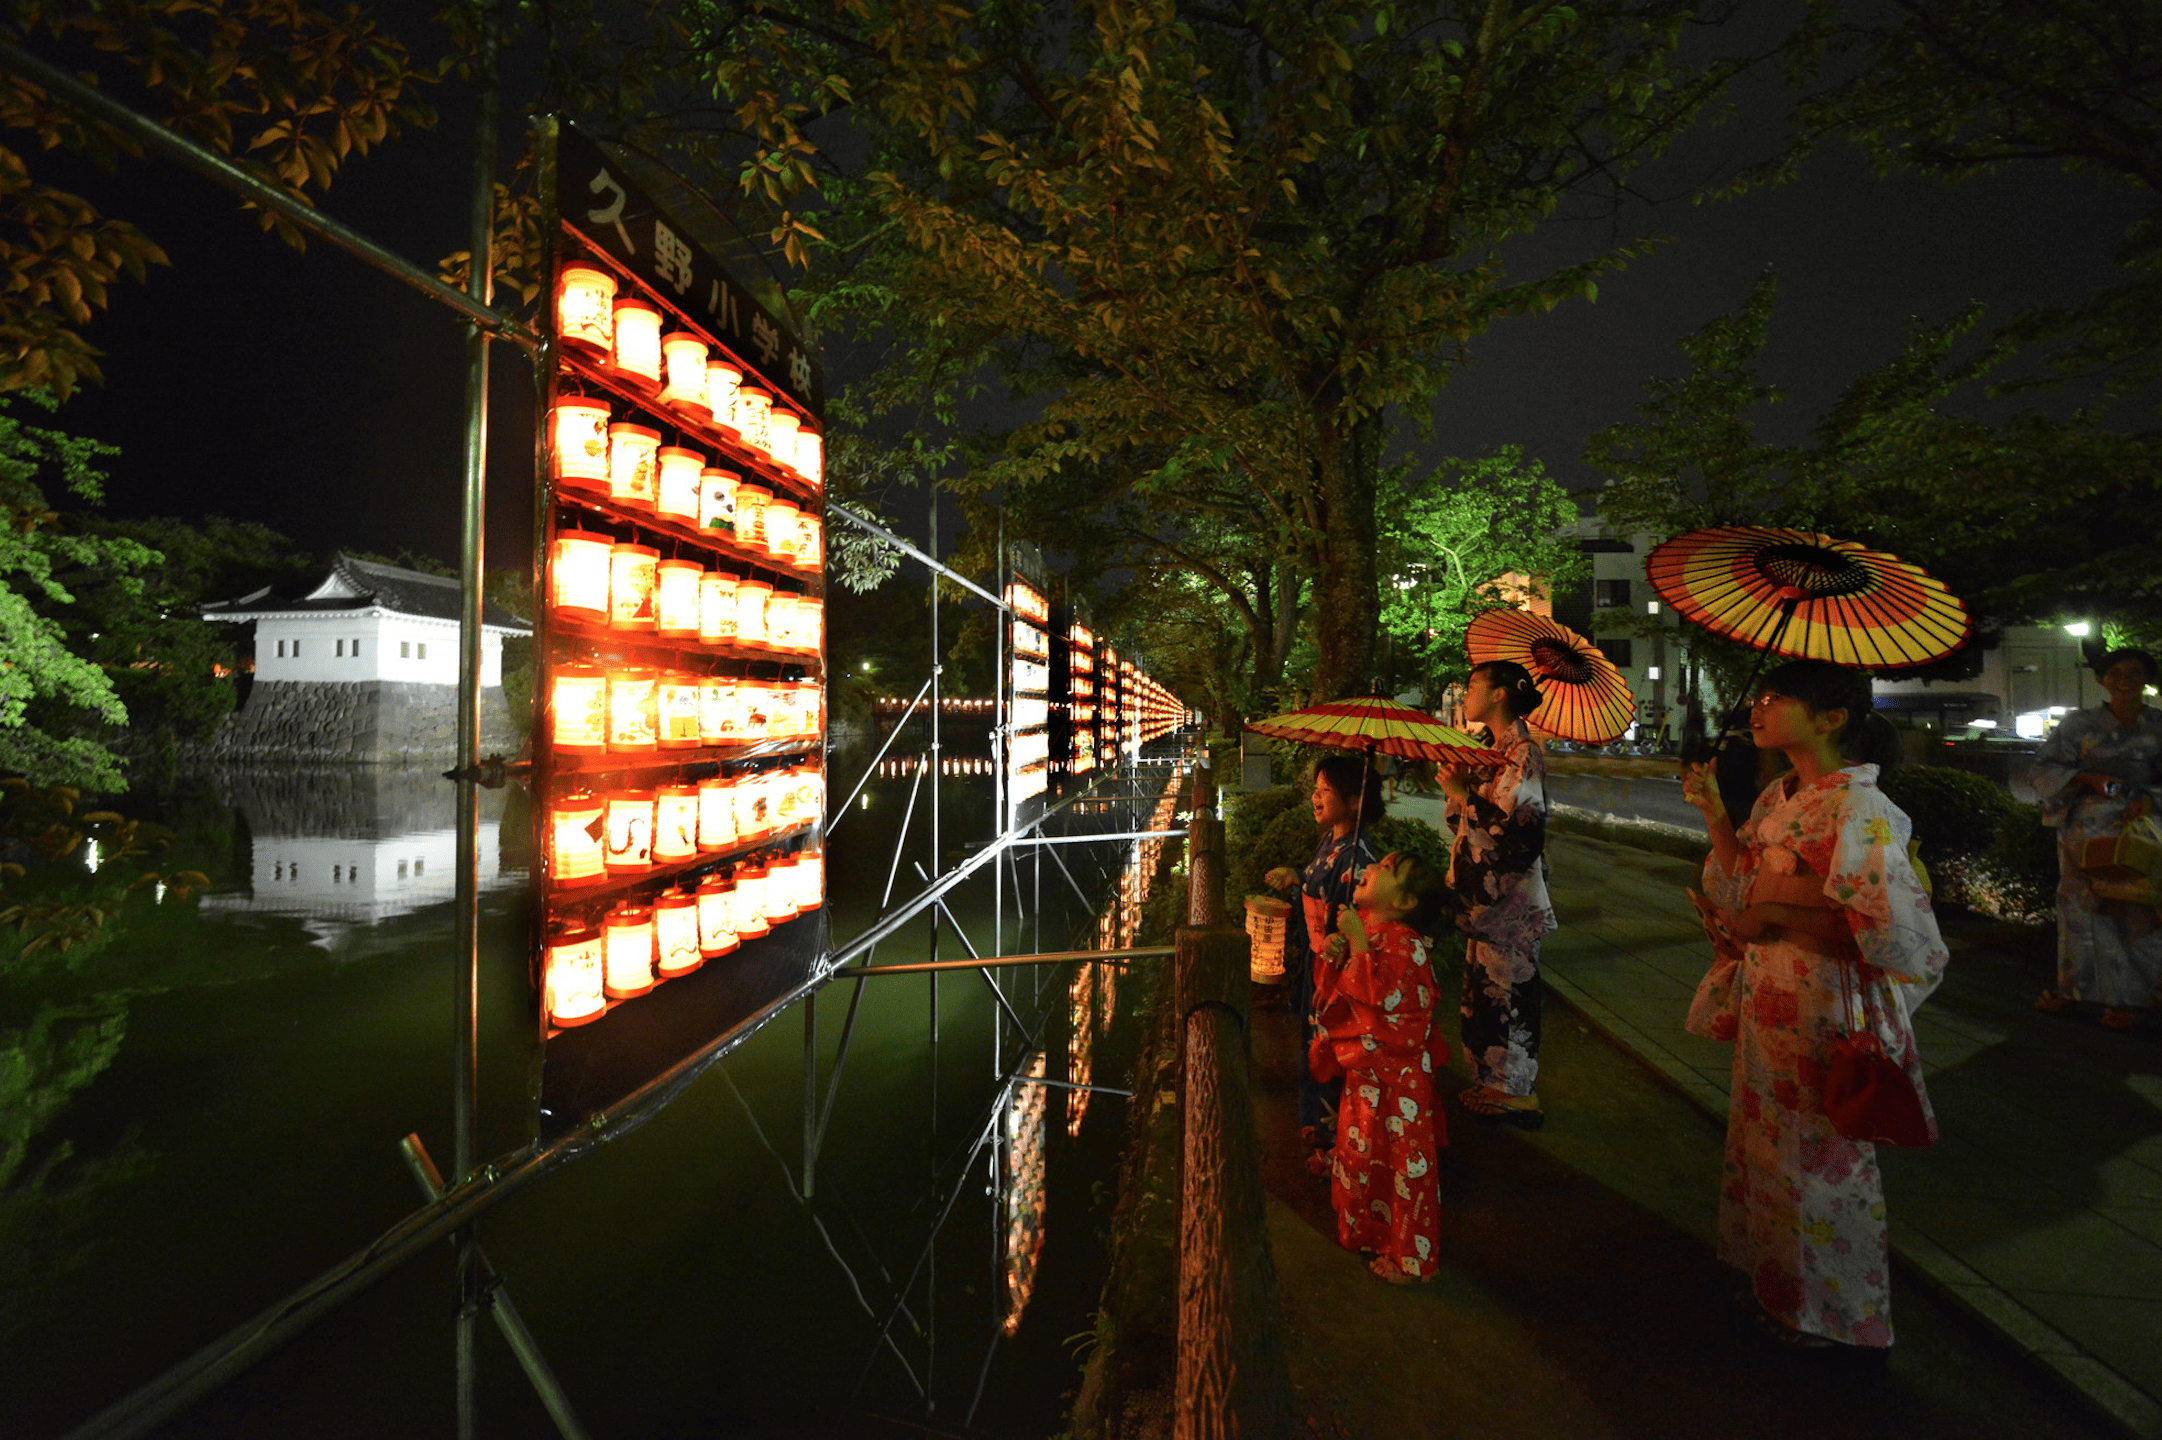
[[543, 851, 824, 1028], [550, 532, 823, 652], [548, 764, 823, 886], [556, 265, 822, 490], [549, 411, 823, 567], [552, 669, 824, 755]]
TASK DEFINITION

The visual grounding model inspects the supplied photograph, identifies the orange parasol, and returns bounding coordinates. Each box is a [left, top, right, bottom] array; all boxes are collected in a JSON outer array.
[[1244, 694, 1505, 765], [1465, 609, 1636, 745], [1644, 525, 1971, 669]]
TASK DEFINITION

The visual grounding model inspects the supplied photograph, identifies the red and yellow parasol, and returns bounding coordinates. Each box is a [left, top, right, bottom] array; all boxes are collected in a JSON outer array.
[[1465, 609, 1636, 745], [1245, 694, 1505, 766]]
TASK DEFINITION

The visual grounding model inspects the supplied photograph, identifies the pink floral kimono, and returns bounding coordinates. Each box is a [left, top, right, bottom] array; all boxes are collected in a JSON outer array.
[[1687, 764, 1947, 1346]]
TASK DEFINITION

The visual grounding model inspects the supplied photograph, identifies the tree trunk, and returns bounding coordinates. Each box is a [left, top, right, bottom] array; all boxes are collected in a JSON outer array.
[[1310, 410, 1379, 701]]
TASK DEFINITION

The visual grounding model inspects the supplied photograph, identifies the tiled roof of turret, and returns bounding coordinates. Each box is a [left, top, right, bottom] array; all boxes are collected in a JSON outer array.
[[202, 553, 530, 631]]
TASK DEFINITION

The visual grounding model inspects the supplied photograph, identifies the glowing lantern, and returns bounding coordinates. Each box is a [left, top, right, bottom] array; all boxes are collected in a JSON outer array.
[[796, 428, 824, 491], [655, 559, 703, 639], [610, 298, 663, 389], [656, 448, 704, 523], [734, 864, 772, 940], [555, 265, 617, 356], [763, 496, 801, 564], [765, 855, 801, 923], [763, 594, 796, 657], [603, 902, 657, 998], [699, 571, 739, 645], [547, 791, 606, 887], [737, 681, 773, 741], [697, 873, 740, 955], [792, 512, 823, 573], [661, 333, 709, 412], [608, 423, 662, 514], [735, 772, 774, 843], [735, 578, 772, 647], [608, 542, 659, 632], [799, 596, 825, 655], [734, 481, 770, 552], [697, 774, 736, 849], [655, 891, 703, 977], [697, 676, 735, 746], [603, 789, 655, 874], [698, 468, 738, 536], [737, 385, 773, 456], [550, 400, 612, 494], [795, 847, 824, 911], [550, 664, 609, 755], [656, 671, 702, 750], [767, 411, 802, 476], [544, 922, 607, 1027], [607, 668, 658, 753], [549, 529, 613, 625], [706, 361, 743, 436]]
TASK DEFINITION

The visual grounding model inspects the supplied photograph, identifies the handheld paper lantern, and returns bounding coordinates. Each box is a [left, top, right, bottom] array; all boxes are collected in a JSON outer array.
[[706, 361, 743, 436], [603, 902, 657, 998], [608, 423, 662, 514], [698, 468, 738, 536], [699, 571, 739, 645], [656, 447, 704, 523], [763, 496, 801, 565], [550, 400, 612, 493], [796, 428, 824, 491], [737, 681, 773, 741], [697, 873, 740, 955], [795, 846, 825, 911], [766, 411, 802, 476], [610, 298, 663, 389], [735, 578, 772, 647], [608, 542, 659, 632], [549, 529, 613, 625], [697, 773, 736, 849], [697, 675, 735, 746], [764, 855, 800, 923], [550, 663, 609, 755], [607, 668, 659, 753], [736, 385, 773, 455], [733, 481, 769, 551], [544, 921, 607, 1027], [661, 333, 709, 412], [555, 265, 616, 356], [656, 671, 703, 750], [735, 772, 774, 844], [734, 863, 772, 940], [604, 789, 656, 873], [547, 791, 606, 887], [655, 891, 703, 977], [655, 558, 703, 639]]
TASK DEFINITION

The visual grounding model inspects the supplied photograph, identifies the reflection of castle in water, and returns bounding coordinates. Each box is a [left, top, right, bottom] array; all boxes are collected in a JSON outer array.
[[201, 767, 523, 928]]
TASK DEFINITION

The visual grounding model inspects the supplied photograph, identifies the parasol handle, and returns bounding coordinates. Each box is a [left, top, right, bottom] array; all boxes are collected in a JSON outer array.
[[1701, 597, 1801, 766]]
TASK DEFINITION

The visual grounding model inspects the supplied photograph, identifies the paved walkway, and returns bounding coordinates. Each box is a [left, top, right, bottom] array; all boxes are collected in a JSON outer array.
[[1387, 792, 2162, 1438]]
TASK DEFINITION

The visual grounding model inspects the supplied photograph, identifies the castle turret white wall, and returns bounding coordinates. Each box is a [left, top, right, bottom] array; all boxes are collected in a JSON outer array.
[[252, 611, 503, 687]]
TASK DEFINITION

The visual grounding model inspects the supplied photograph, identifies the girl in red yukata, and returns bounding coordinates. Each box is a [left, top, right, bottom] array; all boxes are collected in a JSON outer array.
[[1309, 851, 1451, 1284]]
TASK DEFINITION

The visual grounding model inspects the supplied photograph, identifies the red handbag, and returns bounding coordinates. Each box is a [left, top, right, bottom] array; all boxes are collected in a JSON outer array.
[[1822, 954, 1934, 1148]]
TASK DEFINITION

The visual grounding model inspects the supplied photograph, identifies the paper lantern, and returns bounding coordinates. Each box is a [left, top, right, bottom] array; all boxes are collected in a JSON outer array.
[[655, 558, 703, 639], [697, 774, 736, 849], [706, 361, 743, 436], [737, 681, 773, 741], [763, 496, 801, 564], [661, 333, 709, 412], [547, 791, 606, 887], [549, 529, 613, 625], [765, 855, 800, 923], [697, 676, 735, 746], [604, 789, 655, 873], [544, 921, 607, 1027], [737, 385, 772, 455], [697, 873, 740, 955], [698, 468, 738, 536], [773, 762, 805, 825], [796, 428, 824, 491], [610, 298, 663, 389], [763, 594, 797, 657], [793, 512, 823, 572], [608, 423, 662, 514], [735, 578, 771, 647], [550, 664, 609, 755], [793, 679, 824, 740], [656, 447, 704, 523], [555, 265, 616, 356], [798, 596, 825, 655], [656, 671, 702, 750], [607, 668, 658, 753], [735, 772, 774, 843], [734, 481, 769, 552], [699, 571, 739, 645], [767, 411, 801, 476], [734, 863, 772, 940], [795, 846, 824, 911], [551, 400, 612, 493], [603, 903, 657, 999], [608, 542, 659, 632], [655, 891, 703, 977]]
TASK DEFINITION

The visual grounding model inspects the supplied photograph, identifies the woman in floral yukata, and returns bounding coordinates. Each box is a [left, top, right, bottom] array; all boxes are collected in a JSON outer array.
[[1681, 660, 1947, 1351], [1440, 660, 1556, 1128]]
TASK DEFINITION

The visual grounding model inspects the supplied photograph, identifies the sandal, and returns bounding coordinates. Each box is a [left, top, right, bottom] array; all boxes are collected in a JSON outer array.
[[1753, 1309, 1836, 1351], [2035, 990, 2076, 1014], [1459, 1086, 1546, 1130], [1366, 1256, 1429, 1286], [2101, 1007, 2141, 1031]]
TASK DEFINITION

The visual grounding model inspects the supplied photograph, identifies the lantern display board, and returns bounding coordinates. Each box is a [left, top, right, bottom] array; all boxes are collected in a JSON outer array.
[[1052, 602, 1095, 781], [533, 123, 827, 1140], [1005, 543, 1052, 828]]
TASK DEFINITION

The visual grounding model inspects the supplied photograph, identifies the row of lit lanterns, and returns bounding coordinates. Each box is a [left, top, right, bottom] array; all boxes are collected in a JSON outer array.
[[548, 763, 822, 885], [557, 264, 823, 490], [543, 848, 825, 1027], [872, 757, 1000, 777], [550, 531, 823, 652], [552, 669, 823, 755]]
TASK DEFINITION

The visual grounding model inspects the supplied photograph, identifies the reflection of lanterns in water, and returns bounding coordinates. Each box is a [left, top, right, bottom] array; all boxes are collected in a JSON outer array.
[[698, 468, 737, 536], [555, 265, 616, 356], [697, 873, 740, 955], [550, 664, 608, 755], [1001, 1052, 1050, 1336], [654, 783, 699, 862], [654, 891, 703, 977], [654, 558, 703, 638], [604, 789, 655, 873], [607, 668, 658, 752], [610, 297, 663, 389], [661, 332, 709, 412], [545, 921, 607, 1027], [548, 791, 606, 887], [697, 774, 736, 849], [608, 423, 662, 513], [657, 672, 702, 750], [549, 529, 612, 625], [706, 360, 742, 435], [603, 902, 657, 998], [550, 400, 611, 493], [609, 543, 659, 631], [656, 447, 704, 524], [699, 571, 738, 645]]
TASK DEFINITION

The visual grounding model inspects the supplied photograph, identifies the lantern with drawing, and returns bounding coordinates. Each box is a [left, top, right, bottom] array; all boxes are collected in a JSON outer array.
[[700, 571, 738, 645], [656, 671, 703, 750], [795, 846, 824, 911], [735, 771, 774, 844], [765, 855, 800, 924], [544, 921, 607, 1028], [698, 468, 737, 536], [698, 675, 736, 746], [656, 447, 703, 523], [706, 360, 743, 437], [608, 423, 661, 514], [654, 558, 703, 639], [549, 529, 612, 625], [608, 542, 658, 632], [698, 773, 736, 849], [555, 266, 616, 357], [736, 681, 772, 741], [734, 863, 772, 940], [735, 578, 771, 647], [550, 401, 611, 494], [734, 481, 769, 552], [697, 873, 740, 955], [547, 791, 606, 886], [654, 891, 702, 977], [610, 298, 663, 389], [736, 385, 773, 456], [603, 902, 657, 998], [550, 664, 609, 755], [661, 333, 709, 413], [763, 496, 801, 565], [607, 668, 658, 753], [603, 789, 655, 873]]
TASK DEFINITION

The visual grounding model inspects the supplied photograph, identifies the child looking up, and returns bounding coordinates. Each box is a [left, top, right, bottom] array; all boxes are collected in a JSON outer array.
[[1310, 851, 1451, 1284]]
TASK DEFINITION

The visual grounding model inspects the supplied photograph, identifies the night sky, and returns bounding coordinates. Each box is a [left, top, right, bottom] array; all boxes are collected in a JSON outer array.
[[34, 20, 2145, 588]]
